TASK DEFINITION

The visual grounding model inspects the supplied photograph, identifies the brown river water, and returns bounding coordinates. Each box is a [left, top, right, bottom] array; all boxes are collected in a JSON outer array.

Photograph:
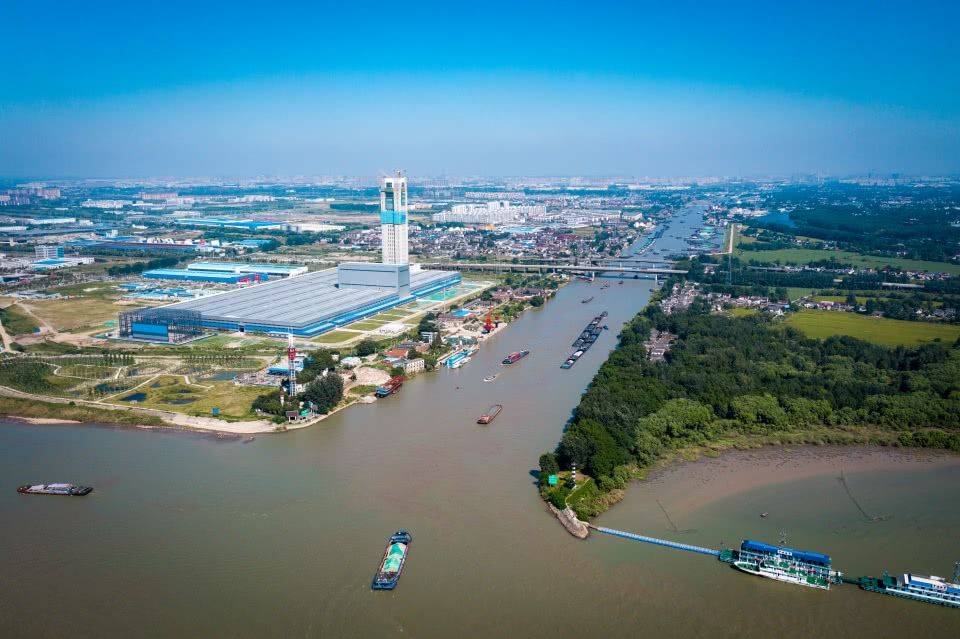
[[2, 207, 958, 637]]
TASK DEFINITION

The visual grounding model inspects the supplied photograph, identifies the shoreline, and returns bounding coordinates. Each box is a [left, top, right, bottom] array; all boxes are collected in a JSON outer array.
[[557, 443, 960, 538]]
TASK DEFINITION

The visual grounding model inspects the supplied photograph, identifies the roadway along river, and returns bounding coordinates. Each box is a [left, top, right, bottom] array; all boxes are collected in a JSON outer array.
[[2, 206, 958, 638]]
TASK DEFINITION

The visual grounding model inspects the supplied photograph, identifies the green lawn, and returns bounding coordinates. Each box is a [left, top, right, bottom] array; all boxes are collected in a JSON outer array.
[[0, 304, 41, 335], [737, 246, 960, 276], [785, 310, 960, 346], [311, 330, 362, 344], [728, 307, 760, 317]]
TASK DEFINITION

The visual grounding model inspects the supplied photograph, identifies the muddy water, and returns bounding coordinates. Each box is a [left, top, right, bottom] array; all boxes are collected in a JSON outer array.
[[2, 206, 957, 638]]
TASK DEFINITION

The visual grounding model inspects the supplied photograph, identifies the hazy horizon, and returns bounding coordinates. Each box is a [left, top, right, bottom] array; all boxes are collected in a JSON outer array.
[[3, 0, 958, 178]]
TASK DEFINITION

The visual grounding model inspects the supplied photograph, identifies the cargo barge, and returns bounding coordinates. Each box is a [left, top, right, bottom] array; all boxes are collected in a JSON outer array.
[[856, 566, 960, 608], [17, 483, 93, 496], [719, 540, 842, 589], [501, 350, 530, 365], [372, 530, 412, 590], [562, 313, 606, 368], [477, 404, 503, 424], [375, 376, 404, 398]]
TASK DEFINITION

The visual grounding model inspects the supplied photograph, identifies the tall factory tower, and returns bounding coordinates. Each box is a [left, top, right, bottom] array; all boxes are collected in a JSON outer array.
[[380, 171, 408, 264]]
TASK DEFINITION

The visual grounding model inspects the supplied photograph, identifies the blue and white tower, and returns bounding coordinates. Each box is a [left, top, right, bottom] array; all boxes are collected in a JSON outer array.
[[380, 171, 408, 264]]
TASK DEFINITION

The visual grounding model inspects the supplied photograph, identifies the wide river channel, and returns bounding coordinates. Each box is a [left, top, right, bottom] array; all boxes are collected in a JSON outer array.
[[2, 206, 958, 638]]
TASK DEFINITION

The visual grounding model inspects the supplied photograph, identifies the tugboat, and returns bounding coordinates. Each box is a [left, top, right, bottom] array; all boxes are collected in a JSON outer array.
[[17, 483, 93, 496], [477, 404, 503, 424], [372, 530, 413, 590]]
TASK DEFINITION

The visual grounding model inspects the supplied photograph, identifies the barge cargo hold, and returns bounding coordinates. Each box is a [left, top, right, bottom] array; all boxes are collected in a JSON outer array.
[[857, 567, 960, 608], [17, 483, 93, 496], [477, 404, 503, 424], [375, 376, 404, 398], [372, 530, 412, 590]]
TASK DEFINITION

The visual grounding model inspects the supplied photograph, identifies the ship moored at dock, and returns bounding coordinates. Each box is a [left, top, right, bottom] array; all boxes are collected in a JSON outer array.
[[857, 566, 960, 608], [375, 376, 404, 398], [720, 540, 841, 589], [17, 483, 93, 496], [372, 530, 412, 590]]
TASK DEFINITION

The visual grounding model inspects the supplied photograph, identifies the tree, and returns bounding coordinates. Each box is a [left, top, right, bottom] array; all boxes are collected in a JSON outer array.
[[355, 339, 378, 357], [539, 453, 559, 480], [530, 295, 545, 308], [302, 373, 344, 414]]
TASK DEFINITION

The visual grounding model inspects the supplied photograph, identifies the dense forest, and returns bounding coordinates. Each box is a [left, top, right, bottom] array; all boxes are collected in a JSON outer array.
[[542, 302, 960, 518]]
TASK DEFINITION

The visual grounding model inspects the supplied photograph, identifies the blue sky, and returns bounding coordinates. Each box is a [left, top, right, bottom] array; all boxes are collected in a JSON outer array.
[[2, 0, 958, 178]]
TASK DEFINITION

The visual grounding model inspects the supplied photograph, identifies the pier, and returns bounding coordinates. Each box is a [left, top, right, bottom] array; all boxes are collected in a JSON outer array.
[[588, 524, 720, 557]]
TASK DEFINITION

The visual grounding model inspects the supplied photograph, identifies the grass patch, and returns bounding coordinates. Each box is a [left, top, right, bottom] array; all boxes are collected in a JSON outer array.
[[728, 307, 760, 317], [312, 330, 362, 344], [784, 310, 960, 346], [108, 376, 268, 420], [0, 396, 165, 426], [0, 304, 41, 335], [26, 298, 141, 332]]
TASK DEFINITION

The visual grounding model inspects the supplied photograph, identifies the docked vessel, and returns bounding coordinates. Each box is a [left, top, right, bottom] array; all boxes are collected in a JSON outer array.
[[375, 376, 404, 398], [17, 483, 93, 496], [477, 404, 503, 424], [372, 530, 412, 590], [857, 565, 960, 608], [501, 350, 530, 365], [720, 540, 841, 590]]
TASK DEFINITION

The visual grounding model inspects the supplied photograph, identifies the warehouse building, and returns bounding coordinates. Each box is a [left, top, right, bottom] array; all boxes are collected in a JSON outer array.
[[120, 265, 459, 340]]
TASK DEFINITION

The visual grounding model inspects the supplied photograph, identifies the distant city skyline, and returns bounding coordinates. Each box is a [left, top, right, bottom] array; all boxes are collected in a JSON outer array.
[[2, 0, 958, 178]]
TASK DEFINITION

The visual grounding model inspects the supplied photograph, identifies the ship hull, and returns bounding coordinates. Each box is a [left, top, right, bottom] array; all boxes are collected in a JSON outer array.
[[733, 560, 830, 590]]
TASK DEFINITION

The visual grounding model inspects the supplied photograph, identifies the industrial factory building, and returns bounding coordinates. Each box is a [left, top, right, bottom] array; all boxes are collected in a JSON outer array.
[[141, 261, 308, 283], [123, 265, 458, 340], [119, 172, 462, 342]]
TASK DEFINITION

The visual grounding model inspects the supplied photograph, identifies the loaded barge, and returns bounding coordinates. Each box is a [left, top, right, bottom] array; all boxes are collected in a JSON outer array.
[[18, 483, 93, 496], [562, 312, 607, 369], [372, 530, 412, 590], [501, 350, 530, 365], [375, 376, 404, 398], [477, 404, 503, 424]]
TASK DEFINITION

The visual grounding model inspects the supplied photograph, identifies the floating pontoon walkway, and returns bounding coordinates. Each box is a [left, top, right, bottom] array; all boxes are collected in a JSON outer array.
[[589, 524, 720, 557]]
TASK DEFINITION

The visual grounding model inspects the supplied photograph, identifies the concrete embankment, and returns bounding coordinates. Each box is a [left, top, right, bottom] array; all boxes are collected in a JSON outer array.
[[547, 503, 590, 539]]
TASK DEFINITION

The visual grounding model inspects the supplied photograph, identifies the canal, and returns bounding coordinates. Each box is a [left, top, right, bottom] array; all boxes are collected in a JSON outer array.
[[1, 206, 958, 638]]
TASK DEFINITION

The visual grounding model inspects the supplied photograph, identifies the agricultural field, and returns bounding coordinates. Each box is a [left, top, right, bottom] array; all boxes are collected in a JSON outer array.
[[737, 245, 960, 275], [784, 310, 960, 346]]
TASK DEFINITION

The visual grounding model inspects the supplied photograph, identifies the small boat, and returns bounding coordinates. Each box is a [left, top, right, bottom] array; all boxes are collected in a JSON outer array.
[[760, 512, 768, 518], [243, 436, 256, 444], [483, 374, 498, 383], [17, 483, 93, 496], [560, 359, 574, 369], [372, 530, 412, 590], [581, 296, 594, 304], [477, 404, 503, 424]]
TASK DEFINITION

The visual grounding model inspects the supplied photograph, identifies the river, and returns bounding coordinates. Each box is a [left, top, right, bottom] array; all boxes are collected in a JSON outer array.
[[2, 206, 958, 638]]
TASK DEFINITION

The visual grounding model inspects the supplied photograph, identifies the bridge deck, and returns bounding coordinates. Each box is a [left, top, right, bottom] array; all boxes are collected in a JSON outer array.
[[591, 525, 720, 557]]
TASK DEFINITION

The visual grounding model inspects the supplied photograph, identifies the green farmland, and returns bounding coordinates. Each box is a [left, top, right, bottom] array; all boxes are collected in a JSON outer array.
[[785, 310, 960, 347]]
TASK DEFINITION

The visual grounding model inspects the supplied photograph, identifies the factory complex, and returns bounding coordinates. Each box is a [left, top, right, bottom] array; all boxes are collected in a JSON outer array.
[[118, 173, 462, 342]]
